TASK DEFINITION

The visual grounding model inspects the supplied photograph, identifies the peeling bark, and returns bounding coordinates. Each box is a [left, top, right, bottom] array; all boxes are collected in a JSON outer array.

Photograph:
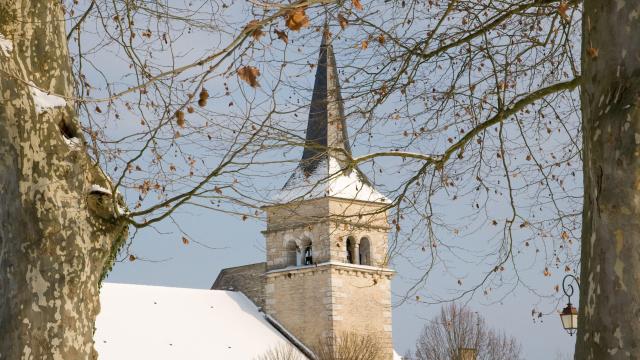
[[0, 1, 125, 359], [577, 1, 640, 359]]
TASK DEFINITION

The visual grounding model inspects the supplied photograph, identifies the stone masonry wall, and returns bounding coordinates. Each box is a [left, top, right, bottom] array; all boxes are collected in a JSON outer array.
[[265, 267, 333, 349], [330, 266, 394, 359], [265, 264, 394, 358], [211, 262, 266, 309]]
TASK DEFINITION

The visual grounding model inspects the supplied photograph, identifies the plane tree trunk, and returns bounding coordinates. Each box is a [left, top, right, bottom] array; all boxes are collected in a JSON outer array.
[[0, 1, 126, 359], [577, 1, 640, 358]]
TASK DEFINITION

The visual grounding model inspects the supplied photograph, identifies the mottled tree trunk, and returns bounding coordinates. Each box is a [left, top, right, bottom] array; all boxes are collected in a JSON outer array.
[[0, 1, 125, 359], [577, 1, 640, 359]]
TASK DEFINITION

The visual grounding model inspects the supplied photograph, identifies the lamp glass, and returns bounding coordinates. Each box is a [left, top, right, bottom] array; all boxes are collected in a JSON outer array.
[[561, 313, 577, 329]]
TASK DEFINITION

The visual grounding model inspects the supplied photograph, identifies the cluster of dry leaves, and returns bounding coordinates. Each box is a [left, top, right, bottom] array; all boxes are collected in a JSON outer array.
[[237, 66, 261, 88], [237, 7, 310, 88], [174, 88, 209, 127], [236, 0, 364, 88]]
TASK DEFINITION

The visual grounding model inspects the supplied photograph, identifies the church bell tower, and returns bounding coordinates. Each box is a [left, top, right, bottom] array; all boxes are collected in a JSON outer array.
[[262, 28, 394, 358]]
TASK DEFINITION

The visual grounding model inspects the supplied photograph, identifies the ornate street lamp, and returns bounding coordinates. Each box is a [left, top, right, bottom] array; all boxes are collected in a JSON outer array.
[[560, 274, 579, 335]]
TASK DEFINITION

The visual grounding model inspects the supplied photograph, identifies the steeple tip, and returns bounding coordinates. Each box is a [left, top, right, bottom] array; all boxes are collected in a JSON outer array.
[[321, 22, 331, 46], [295, 26, 349, 175]]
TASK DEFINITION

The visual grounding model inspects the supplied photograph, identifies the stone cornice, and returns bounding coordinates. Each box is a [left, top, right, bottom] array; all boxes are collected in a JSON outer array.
[[261, 218, 390, 234], [264, 261, 395, 280], [261, 196, 391, 210]]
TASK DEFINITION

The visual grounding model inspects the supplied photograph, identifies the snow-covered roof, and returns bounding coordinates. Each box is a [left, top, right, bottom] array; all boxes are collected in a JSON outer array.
[[95, 283, 306, 360], [274, 157, 389, 204]]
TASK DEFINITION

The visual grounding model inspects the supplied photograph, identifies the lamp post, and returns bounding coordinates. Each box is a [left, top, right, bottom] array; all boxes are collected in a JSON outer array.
[[560, 274, 579, 336]]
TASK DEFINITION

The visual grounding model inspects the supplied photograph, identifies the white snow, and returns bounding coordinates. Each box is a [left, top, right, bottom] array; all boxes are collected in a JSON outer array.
[[116, 205, 127, 216], [95, 283, 307, 360], [63, 136, 82, 149], [394, 350, 403, 359], [28, 82, 67, 114], [89, 184, 112, 195], [274, 157, 389, 204], [0, 34, 12, 55]]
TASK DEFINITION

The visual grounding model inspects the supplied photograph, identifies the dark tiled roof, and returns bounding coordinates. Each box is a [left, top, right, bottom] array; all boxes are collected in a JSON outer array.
[[298, 28, 351, 175]]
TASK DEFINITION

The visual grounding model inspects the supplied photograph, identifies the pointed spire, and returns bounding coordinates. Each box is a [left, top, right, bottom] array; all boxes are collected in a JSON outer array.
[[298, 26, 351, 175], [275, 26, 388, 204]]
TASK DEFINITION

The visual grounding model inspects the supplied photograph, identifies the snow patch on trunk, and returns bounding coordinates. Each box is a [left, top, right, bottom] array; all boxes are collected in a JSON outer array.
[[0, 33, 12, 55], [28, 82, 67, 114], [63, 136, 82, 149], [89, 184, 112, 195]]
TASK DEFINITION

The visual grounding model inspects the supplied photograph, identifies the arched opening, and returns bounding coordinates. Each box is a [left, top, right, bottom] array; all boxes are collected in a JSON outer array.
[[359, 237, 371, 265], [303, 245, 313, 265], [285, 240, 299, 267], [301, 238, 313, 265], [346, 236, 357, 264]]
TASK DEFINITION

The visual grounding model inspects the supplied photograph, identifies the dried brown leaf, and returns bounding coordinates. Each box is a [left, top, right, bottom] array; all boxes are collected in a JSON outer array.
[[338, 13, 348, 29], [175, 110, 185, 127], [352, 0, 363, 11], [558, 2, 570, 21], [198, 89, 209, 107], [237, 66, 261, 88], [274, 29, 288, 44], [285, 8, 309, 31], [245, 20, 264, 40]]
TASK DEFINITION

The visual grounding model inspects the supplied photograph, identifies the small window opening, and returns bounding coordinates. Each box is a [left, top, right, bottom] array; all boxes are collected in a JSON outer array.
[[303, 245, 313, 265], [346, 237, 357, 264], [285, 241, 298, 267], [359, 237, 371, 265]]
